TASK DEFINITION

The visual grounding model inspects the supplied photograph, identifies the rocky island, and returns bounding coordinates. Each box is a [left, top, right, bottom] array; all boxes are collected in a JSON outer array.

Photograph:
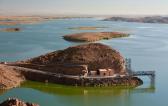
[[103, 16, 168, 24], [0, 43, 142, 88], [63, 32, 129, 42], [68, 26, 107, 30], [0, 28, 21, 32]]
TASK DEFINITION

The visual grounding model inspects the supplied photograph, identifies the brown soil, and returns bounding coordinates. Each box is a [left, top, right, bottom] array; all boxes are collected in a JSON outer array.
[[0, 98, 39, 106], [0, 64, 25, 89], [63, 32, 129, 42], [23, 43, 126, 74]]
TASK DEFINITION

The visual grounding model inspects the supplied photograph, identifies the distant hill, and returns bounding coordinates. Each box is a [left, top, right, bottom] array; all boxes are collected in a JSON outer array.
[[103, 16, 168, 24]]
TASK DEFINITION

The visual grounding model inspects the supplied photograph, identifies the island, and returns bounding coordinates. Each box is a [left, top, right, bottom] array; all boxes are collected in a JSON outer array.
[[0, 28, 21, 32], [0, 43, 142, 89], [63, 32, 129, 42], [103, 16, 168, 24], [68, 26, 107, 30]]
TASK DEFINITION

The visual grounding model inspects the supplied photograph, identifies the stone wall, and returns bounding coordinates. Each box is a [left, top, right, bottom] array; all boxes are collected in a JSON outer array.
[[19, 67, 142, 87]]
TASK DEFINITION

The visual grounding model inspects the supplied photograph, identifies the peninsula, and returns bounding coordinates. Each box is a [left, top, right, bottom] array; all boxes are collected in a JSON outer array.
[[103, 16, 168, 24], [0, 43, 142, 89], [63, 32, 129, 42]]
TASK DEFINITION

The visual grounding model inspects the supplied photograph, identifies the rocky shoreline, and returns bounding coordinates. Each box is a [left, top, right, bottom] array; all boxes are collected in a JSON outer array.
[[0, 64, 25, 89], [0, 98, 39, 106], [0, 64, 143, 88], [0, 43, 143, 89]]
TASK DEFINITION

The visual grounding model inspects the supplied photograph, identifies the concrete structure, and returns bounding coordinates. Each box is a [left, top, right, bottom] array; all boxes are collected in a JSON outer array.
[[89, 71, 97, 77], [99, 69, 107, 76], [89, 69, 115, 77], [99, 69, 115, 76], [131, 71, 155, 87]]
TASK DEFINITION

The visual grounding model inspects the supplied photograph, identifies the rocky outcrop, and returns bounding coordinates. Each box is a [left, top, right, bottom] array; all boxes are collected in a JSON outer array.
[[0, 98, 39, 106], [103, 16, 168, 24], [0, 64, 25, 89], [24, 43, 126, 74], [3, 43, 143, 87], [63, 32, 129, 42]]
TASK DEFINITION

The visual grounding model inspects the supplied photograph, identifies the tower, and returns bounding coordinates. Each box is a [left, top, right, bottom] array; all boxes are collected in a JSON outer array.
[[125, 58, 132, 75]]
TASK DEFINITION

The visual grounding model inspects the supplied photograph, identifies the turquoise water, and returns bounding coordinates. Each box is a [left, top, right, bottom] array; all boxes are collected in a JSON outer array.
[[0, 18, 168, 106]]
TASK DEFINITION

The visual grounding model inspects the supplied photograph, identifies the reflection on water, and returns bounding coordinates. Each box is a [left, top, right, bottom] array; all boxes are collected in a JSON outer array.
[[132, 87, 155, 94], [0, 81, 155, 106], [21, 81, 155, 96]]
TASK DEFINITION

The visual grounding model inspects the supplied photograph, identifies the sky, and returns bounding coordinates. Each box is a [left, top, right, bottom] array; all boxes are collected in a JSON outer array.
[[0, 0, 168, 16]]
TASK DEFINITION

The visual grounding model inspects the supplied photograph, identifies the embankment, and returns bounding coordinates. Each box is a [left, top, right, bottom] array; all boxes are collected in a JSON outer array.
[[1, 65, 142, 87]]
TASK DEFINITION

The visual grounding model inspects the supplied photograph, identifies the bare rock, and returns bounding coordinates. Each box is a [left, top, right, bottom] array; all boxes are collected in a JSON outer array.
[[25, 43, 126, 74], [0, 98, 39, 106]]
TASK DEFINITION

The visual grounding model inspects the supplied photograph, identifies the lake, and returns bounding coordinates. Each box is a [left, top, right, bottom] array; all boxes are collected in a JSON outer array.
[[0, 18, 168, 106]]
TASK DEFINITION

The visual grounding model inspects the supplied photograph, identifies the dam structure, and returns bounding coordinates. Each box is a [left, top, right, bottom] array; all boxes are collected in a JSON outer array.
[[125, 58, 155, 87], [1, 58, 155, 87]]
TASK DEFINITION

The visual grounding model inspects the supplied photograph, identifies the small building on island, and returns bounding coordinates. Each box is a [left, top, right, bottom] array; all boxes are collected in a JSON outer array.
[[25, 43, 127, 76], [8, 43, 143, 87]]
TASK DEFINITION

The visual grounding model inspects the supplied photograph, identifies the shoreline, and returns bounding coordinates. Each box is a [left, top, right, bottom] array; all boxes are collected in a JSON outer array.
[[0, 43, 142, 89], [0, 64, 143, 89], [0, 16, 93, 25]]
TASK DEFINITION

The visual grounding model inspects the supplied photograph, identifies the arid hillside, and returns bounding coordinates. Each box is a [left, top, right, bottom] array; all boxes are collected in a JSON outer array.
[[24, 43, 126, 74]]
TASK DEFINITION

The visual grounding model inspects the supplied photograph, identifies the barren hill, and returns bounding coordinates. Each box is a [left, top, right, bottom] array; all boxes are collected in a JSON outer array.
[[24, 43, 126, 74]]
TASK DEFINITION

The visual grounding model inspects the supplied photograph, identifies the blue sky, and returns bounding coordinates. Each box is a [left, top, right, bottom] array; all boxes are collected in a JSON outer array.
[[0, 0, 168, 15]]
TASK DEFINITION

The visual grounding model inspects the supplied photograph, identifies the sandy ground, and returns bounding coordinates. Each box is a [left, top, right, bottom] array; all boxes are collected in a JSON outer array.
[[0, 64, 25, 89]]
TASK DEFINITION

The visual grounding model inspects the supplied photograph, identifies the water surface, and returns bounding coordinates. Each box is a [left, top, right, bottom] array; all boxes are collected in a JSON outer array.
[[0, 18, 168, 106]]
